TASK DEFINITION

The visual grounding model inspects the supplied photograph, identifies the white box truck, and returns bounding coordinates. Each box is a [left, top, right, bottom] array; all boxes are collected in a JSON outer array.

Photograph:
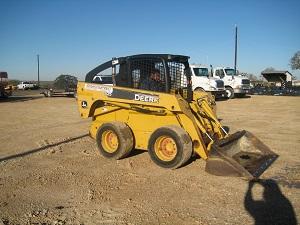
[[190, 64, 225, 98], [212, 67, 250, 98]]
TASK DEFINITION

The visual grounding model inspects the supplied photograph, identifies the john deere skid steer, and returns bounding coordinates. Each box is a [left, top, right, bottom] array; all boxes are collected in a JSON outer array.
[[77, 54, 277, 179]]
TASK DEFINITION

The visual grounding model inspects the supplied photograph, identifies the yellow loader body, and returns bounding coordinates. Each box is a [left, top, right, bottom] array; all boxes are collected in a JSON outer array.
[[78, 82, 212, 160], [77, 54, 278, 179]]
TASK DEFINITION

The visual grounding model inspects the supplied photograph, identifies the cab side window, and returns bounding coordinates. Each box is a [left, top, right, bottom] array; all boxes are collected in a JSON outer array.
[[129, 59, 166, 92], [92, 65, 119, 85]]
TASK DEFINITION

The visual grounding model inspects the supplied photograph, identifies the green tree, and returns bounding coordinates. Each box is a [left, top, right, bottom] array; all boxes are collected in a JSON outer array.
[[290, 51, 300, 70], [53, 74, 78, 90]]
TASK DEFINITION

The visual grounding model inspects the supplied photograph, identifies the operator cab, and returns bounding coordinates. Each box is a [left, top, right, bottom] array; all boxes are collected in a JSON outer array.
[[85, 54, 193, 101]]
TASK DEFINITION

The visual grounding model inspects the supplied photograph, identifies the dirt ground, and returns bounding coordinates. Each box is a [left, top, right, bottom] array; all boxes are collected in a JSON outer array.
[[0, 92, 299, 225]]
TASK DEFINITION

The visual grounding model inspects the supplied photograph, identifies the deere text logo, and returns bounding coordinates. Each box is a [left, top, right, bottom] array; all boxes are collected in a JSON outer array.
[[134, 93, 159, 103]]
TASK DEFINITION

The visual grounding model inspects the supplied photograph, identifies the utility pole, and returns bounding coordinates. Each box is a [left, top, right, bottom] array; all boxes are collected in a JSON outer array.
[[37, 54, 40, 87], [234, 25, 238, 75]]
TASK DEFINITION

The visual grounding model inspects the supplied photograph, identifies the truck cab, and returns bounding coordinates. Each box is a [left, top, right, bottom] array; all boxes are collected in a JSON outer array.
[[213, 67, 250, 98], [190, 64, 225, 98]]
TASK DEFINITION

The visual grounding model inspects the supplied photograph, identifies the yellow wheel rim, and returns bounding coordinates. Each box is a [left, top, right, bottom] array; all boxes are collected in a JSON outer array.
[[101, 130, 119, 153], [154, 136, 177, 161]]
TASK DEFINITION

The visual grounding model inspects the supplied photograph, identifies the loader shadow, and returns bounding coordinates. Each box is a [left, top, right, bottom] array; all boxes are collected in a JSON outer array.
[[235, 95, 251, 99], [127, 149, 147, 158], [244, 179, 297, 225], [0, 134, 89, 162], [0, 95, 43, 103], [215, 97, 228, 101], [185, 154, 201, 167]]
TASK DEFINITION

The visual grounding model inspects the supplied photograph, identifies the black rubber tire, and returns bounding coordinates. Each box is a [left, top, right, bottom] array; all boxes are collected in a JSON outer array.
[[225, 87, 234, 99], [96, 121, 134, 160], [148, 125, 192, 169]]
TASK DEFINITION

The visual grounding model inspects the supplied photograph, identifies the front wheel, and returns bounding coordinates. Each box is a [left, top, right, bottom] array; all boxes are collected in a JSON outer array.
[[96, 121, 134, 160], [225, 87, 234, 99], [148, 125, 192, 169]]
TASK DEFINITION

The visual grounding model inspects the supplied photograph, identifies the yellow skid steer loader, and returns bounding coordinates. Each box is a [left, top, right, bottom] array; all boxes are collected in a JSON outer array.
[[77, 54, 277, 179]]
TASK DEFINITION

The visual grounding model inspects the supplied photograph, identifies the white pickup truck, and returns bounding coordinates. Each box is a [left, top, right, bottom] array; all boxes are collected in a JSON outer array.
[[190, 64, 225, 98], [212, 67, 250, 98], [17, 81, 38, 90]]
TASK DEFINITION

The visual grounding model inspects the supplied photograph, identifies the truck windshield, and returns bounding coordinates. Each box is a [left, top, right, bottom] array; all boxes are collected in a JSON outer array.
[[193, 68, 208, 77], [225, 69, 236, 76]]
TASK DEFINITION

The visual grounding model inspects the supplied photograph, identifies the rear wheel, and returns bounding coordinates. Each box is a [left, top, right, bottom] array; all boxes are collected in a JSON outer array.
[[148, 125, 192, 169], [96, 122, 134, 159], [225, 87, 234, 99]]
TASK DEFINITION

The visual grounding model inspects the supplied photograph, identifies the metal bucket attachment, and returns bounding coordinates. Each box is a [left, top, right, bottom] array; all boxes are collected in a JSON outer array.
[[205, 130, 278, 179]]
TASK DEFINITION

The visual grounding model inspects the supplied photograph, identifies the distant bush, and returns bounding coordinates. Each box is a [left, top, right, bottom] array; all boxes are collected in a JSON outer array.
[[53, 75, 78, 90]]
